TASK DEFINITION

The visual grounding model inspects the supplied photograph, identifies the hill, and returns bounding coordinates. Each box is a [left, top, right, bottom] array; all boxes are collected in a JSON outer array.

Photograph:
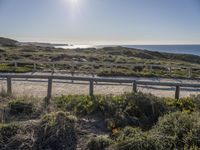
[[101, 46, 200, 64], [0, 37, 18, 46], [1, 37, 200, 78]]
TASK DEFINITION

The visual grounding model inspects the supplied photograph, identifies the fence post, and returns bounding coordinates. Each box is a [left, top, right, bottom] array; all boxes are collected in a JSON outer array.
[[169, 66, 172, 75], [33, 63, 37, 71], [47, 77, 53, 101], [133, 81, 137, 93], [91, 65, 95, 77], [89, 80, 94, 96], [7, 77, 12, 96], [52, 63, 55, 73], [188, 67, 192, 78], [71, 63, 75, 83], [175, 85, 180, 99], [149, 65, 153, 72], [14, 62, 18, 68]]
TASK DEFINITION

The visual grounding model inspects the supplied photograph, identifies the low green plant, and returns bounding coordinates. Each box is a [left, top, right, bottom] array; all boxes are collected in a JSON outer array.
[[0, 64, 32, 73], [34, 111, 77, 150], [54, 95, 97, 115], [54, 93, 166, 129], [114, 128, 154, 150], [153, 111, 200, 149], [110, 111, 200, 150], [0, 124, 19, 148], [163, 97, 196, 112], [86, 135, 112, 150], [8, 99, 34, 115]]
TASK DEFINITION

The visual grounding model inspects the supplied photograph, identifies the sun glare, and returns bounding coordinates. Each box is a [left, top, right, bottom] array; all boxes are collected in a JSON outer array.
[[69, 0, 79, 5], [61, 0, 84, 21]]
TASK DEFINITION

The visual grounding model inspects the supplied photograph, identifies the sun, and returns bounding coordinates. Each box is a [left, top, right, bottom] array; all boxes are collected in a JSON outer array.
[[69, 0, 79, 4], [61, 0, 83, 18]]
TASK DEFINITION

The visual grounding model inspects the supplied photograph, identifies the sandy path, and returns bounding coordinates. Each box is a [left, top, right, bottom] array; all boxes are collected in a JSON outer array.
[[0, 72, 200, 98]]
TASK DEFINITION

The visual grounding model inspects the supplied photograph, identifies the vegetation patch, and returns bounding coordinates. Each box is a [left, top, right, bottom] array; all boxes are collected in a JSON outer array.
[[7, 98, 41, 121], [0, 124, 19, 149], [108, 111, 200, 150], [34, 111, 77, 150], [0, 64, 32, 73], [54, 93, 166, 129], [86, 135, 113, 150], [163, 96, 200, 113], [9, 99, 34, 115], [1, 90, 200, 149], [152, 111, 200, 149]]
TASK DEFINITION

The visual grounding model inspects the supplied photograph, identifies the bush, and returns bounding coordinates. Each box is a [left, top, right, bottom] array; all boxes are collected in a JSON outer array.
[[8, 99, 34, 115], [86, 135, 112, 150], [54, 95, 97, 115], [163, 97, 196, 113], [110, 112, 200, 150], [0, 64, 32, 73], [34, 111, 77, 150], [153, 111, 200, 149], [113, 127, 155, 150], [0, 124, 19, 149], [102, 93, 165, 129], [54, 93, 166, 129], [112, 126, 143, 142]]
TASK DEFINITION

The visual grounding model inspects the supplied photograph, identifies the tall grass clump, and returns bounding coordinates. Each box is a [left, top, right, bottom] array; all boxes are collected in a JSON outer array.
[[34, 111, 77, 150]]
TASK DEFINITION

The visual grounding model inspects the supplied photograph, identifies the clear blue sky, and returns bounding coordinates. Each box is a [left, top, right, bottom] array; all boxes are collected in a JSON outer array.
[[0, 0, 200, 44]]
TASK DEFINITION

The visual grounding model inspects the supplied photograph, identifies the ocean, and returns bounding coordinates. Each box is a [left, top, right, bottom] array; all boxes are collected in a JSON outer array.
[[55, 44, 200, 56], [125, 45, 200, 56]]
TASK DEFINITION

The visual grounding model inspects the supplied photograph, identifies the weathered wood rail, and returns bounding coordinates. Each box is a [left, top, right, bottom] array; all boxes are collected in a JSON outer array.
[[1, 74, 200, 100]]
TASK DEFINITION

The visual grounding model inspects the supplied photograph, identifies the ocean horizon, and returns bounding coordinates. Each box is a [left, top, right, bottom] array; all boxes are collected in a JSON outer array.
[[55, 44, 200, 56]]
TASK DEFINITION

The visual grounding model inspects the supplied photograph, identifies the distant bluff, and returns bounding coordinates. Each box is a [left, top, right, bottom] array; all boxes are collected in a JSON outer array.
[[0, 37, 18, 46]]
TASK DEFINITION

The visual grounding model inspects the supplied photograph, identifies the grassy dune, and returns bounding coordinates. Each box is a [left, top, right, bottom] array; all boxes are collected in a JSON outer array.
[[1, 37, 200, 78]]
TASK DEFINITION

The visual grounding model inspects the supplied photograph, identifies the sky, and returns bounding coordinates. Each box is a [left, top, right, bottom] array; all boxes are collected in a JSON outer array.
[[0, 0, 200, 44]]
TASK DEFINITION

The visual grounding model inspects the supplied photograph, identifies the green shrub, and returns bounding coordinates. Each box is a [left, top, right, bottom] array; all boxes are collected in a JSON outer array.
[[0, 124, 19, 148], [154, 111, 200, 149], [54, 93, 166, 129], [8, 99, 34, 115], [189, 95, 200, 111], [110, 112, 200, 150], [114, 127, 154, 150], [0, 64, 32, 73], [112, 126, 143, 142], [163, 97, 196, 113], [54, 95, 97, 115], [34, 111, 77, 150], [87, 135, 112, 150], [176, 98, 195, 112]]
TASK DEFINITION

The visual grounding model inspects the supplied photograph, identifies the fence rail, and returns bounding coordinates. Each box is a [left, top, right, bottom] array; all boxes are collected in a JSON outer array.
[[1, 74, 200, 100], [0, 60, 197, 69], [1, 60, 199, 78]]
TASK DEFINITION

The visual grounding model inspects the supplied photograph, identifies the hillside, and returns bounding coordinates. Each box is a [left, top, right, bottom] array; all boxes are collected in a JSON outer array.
[[1, 37, 200, 78], [100, 46, 200, 64], [0, 37, 18, 46]]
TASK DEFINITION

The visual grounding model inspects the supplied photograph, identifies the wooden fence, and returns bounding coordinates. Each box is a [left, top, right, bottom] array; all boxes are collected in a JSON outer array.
[[1, 74, 200, 100], [0, 60, 199, 78]]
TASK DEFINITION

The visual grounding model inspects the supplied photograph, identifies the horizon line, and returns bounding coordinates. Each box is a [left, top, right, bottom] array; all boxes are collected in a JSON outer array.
[[2, 36, 200, 45]]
